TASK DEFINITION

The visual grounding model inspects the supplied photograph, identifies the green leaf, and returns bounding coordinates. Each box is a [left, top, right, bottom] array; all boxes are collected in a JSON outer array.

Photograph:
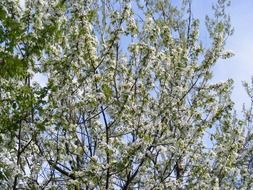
[[12, 102, 17, 109], [102, 84, 112, 100]]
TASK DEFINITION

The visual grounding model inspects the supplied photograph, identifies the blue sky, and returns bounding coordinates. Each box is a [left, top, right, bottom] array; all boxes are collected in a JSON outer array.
[[217, 0, 253, 112], [193, 0, 253, 112]]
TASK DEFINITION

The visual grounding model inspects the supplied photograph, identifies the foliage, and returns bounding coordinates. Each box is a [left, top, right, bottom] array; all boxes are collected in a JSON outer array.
[[0, 0, 252, 189]]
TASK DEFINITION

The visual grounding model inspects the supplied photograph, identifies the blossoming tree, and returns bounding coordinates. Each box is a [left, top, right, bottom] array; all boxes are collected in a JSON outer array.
[[0, 0, 251, 189]]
